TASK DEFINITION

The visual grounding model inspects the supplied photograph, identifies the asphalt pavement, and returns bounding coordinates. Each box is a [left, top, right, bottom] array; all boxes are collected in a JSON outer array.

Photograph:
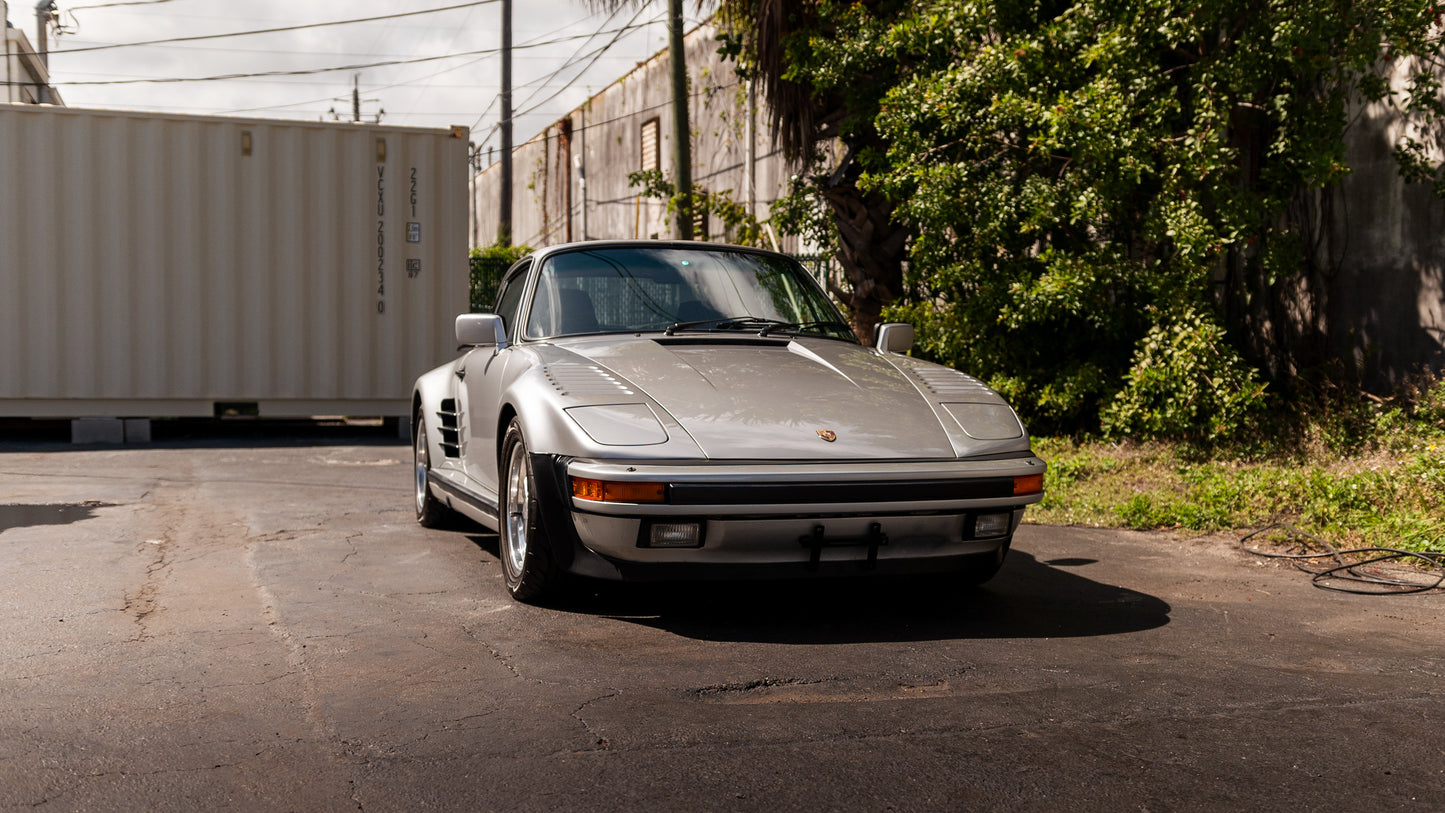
[[1, 429, 1442, 811]]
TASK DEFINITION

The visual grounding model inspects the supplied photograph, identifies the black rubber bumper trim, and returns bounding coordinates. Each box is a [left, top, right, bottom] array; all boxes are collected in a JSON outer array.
[[668, 477, 1015, 506], [535, 454, 626, 580], [428, 472, 499, 523], [594, 544, 1012, 584], [532, 453, 585, 574]]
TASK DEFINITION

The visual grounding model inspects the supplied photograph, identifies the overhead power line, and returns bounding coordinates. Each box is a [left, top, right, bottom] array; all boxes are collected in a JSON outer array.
[[513, 4, 651, 120], [67, 0, 177, 10], [494, 6, 661, 134], [53, 0, 500, 55], [467, 5, 629, 130], [45, 22, 654, 86]]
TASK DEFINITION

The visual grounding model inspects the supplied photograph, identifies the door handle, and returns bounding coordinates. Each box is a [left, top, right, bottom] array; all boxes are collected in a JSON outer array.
[[455, 367, 466, 380]]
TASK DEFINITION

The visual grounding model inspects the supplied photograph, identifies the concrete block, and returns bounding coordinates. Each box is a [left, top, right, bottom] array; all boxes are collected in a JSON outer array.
[[71, 418, 125, 444], [123, 419, 152, 443]]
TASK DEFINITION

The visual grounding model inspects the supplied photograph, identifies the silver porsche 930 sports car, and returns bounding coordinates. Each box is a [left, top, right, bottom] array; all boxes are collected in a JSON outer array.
[[411, 241, 1045, 602]]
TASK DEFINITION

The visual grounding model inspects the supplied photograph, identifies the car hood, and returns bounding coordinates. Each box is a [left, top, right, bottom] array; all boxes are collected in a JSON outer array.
[[562, 337, 966, 460]]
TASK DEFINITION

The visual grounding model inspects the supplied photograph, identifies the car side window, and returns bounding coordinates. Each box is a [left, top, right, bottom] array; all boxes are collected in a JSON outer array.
[[494, 261, 530, 338]]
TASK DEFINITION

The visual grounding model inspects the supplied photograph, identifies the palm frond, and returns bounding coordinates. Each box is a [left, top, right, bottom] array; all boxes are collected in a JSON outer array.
[[717, 0, 819, 160]]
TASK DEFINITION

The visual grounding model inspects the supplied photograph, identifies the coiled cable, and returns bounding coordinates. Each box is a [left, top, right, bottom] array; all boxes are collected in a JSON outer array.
[[1240, 523, 1445, 594]]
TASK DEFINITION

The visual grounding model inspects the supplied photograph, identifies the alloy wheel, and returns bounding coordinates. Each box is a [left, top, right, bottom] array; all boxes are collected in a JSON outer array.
[[504, 442, 530, 575]]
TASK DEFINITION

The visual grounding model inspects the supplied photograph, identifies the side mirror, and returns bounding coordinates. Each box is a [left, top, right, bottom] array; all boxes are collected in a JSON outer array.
[[874, 322, 914, 354], [455, 313, 507, 348]]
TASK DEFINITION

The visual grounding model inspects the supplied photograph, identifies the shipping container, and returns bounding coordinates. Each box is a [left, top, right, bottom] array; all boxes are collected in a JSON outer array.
[[0, 104, 469, 422]]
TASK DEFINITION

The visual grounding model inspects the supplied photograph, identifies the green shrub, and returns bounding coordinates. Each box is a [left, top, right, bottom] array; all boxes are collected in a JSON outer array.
[[470, 244, 531, 312], [1101, 307, 1269, 443]]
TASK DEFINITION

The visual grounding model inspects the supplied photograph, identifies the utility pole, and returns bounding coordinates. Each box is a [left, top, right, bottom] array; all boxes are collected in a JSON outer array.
[[498, 0, 513, 247], [667, 0, 692, 240], [34, 1, 51, 67], [328, 75, 381, 123], [745, 78, 756, 221], [34, 0, 55, 104], [576, 104, 588, 242]]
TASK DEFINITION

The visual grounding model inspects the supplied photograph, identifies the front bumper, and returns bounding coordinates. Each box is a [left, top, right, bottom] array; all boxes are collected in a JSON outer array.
[[538, 455, 1044, 578]]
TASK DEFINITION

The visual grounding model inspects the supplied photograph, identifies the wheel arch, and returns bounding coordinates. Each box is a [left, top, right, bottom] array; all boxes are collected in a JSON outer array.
[[496, 403, 518, 469]]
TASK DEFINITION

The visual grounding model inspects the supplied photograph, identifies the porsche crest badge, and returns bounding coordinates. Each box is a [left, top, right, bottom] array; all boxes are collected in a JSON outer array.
[[816, 429, 837, 442]]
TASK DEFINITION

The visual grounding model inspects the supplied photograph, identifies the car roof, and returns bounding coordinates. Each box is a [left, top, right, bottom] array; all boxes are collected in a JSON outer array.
[[527, 240, 794, 264]]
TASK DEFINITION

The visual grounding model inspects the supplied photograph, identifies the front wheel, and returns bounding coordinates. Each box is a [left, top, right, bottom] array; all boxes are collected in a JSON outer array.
[[499, 420, 562, 602]]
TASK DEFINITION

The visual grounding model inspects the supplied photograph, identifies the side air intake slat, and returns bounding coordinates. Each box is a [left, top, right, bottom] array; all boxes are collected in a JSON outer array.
[[436, 398, 462, 458]]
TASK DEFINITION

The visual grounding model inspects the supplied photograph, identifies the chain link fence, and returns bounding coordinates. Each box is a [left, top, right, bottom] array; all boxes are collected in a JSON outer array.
[[470, 255, 511, 312]]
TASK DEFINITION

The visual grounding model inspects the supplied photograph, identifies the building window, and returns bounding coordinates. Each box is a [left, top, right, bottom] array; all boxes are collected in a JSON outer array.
[[640, 118, 660, 174]]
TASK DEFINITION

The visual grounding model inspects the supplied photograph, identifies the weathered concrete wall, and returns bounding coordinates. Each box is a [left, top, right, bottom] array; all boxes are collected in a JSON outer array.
[[1323, 61, 1445, 388], [471, 22, 803, 253]]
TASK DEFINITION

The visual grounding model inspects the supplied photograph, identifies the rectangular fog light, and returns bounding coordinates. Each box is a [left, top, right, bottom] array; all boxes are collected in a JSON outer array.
[[649, 522, 702, 548], [975, 513, 1011, 538]]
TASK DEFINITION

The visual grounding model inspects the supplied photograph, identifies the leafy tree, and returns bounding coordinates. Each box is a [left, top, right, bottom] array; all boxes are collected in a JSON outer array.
[[629, 169, 769, 247], [741, 0, 1444, 435], [717, 0, 916, 342]]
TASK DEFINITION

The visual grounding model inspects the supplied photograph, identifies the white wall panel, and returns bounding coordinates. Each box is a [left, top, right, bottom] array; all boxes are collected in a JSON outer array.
[[0, 104, 469, 418]]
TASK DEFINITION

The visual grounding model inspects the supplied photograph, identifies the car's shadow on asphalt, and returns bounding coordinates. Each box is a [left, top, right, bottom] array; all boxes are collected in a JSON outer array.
[[468, 535, 1169, 644]]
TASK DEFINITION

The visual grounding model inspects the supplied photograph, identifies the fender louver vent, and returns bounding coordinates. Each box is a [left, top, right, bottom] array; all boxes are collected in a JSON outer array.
[[544, 364, 635, 397], [896, 358, 995, 398], [436, 398, 461, 458]]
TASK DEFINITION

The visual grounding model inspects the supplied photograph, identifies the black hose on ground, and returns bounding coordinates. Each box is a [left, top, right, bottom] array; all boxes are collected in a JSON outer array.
[[1240, 523, 1445, 595]]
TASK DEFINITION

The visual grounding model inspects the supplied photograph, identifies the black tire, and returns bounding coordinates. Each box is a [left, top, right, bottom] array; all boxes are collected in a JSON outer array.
[[414, 409, 453, 528], [499, 419, 562, 602]]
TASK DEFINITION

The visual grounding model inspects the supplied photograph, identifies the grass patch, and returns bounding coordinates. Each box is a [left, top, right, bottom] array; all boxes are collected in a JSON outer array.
[[1028, 377, 1445, 554]]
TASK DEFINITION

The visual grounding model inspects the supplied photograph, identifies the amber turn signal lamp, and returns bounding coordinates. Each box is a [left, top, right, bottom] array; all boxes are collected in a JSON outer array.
[[1013, 473, 1044, 495], [571, 477, 667, 504]]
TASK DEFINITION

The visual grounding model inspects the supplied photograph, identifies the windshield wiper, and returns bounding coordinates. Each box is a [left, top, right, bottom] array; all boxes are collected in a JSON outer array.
[[663, 316, 788, 335], [757, 319, 853, 337]]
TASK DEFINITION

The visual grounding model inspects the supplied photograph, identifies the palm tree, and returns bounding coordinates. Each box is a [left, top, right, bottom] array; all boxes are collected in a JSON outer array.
[[714, 0, 908, 343]]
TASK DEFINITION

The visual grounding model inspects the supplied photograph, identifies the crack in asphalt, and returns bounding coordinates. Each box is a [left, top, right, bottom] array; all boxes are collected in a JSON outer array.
[[339, 531, 363, 566], [204, 671, 304, 691], [444, 710, 502, 728], [691, 675, 834, 697], [690, 665, 974, 701], [122, 536, 173, 642], [244, 540, 340, 748], [16, 759, 251, 809], [2, 648, 69, 665], [568, 692, 620, 752], [409, 635, 449, 658], [458, 621, 557, 687], [252, 531, 316, 543], [483, 644, 524, 680]]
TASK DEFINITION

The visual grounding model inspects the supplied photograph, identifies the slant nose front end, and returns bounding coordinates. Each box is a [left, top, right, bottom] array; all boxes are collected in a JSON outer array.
[[539, 457, 1046, 580]]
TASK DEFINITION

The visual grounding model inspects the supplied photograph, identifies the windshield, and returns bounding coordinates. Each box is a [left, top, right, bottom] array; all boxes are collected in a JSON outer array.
[[522, 246, 853, 341]]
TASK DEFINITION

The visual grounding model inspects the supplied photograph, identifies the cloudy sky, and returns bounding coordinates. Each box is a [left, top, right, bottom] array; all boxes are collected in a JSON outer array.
[[7, 0, 715, 153]]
